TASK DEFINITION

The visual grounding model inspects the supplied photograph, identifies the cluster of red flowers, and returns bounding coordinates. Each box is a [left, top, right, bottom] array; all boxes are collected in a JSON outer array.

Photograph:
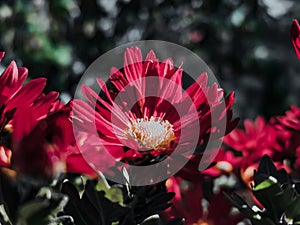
[[201, 19, 300, 186], [163, 19, 300, 225], [0, 46, 239, 183], [0, 19, 299, 225], [0, 47, 239, 223], [0, 52, 95, 179]]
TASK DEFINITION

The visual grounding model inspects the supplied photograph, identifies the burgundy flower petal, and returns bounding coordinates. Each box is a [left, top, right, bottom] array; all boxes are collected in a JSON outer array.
[[0, 62, 28, 104], [0, 52, 4, 61], [66, 153, 97, 177], [159, 58, 174, 78], [13, 108, 75, 178], [291, 19, 300, 60], [6, 78, 47, 111]]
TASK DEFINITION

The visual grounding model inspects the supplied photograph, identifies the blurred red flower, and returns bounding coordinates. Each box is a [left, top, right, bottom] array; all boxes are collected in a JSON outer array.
[[0, 52, 96, 178], [291, 19, 300, 60], [223, 117, 276, 171], [201, 148, 241, 177], [276, 105, 300, 131], [0, 52, 58, 167], [163, 177, 242, 225], [273, 105, 300, 170], [200, 116, 292, 186]]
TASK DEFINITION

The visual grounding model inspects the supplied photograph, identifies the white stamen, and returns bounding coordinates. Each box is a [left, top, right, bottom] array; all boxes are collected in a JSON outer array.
[[125, 116, 175, 150]]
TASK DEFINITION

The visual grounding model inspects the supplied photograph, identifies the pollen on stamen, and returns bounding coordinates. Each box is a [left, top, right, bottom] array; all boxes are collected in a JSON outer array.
[[125, 116, 175, 150]]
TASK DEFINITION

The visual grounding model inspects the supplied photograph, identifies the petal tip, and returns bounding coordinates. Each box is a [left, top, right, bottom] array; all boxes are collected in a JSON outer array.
[[0, 52, 5, 61]]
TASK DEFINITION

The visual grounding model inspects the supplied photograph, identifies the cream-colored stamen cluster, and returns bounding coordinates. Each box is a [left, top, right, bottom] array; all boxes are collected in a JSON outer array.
[[125, 116, 175, 150]]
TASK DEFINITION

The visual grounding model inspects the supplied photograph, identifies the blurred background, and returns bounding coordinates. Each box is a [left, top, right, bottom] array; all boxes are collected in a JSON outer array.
[[0, 0, 300, 121]]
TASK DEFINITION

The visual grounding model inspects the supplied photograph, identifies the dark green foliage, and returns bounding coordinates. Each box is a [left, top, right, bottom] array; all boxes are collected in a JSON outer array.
[[226, 155, 300, 225], [0, 172, 180, 225], [0, 174, 68, 225], [60, 180, 128, 225], [60, 178, 175, 225]]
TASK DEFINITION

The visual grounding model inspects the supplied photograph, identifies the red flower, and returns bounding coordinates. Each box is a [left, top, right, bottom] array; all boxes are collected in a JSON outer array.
[[221, 116, 291, 185], [276, 105, 300, 131], [0, 52, 96, 178], [274, 105, 300, 170], [291, 19, 300, 60], [73, 46, 238, 166], [190, 117, 273, 184], [0, 52, 57, 167], [163, 177, 242, 225], [224, 117, 267, 152], [174, 148, 240, 181], [201, 148, 241, 177], [13, 104, 97, 179]]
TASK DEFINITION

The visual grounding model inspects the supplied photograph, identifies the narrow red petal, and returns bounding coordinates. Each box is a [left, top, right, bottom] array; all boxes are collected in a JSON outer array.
[[124, 46, 143, 82], [0, 52, 4, 61], [159, 58, 174, 78], [291, 19, 300, 60], [13, 105, 36, 141], [6, 78, 47, 110]]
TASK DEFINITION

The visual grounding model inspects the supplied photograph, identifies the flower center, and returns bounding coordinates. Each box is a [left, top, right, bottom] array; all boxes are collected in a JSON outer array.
[[125, 116, 175, 150], [193, 219, 214, 225]]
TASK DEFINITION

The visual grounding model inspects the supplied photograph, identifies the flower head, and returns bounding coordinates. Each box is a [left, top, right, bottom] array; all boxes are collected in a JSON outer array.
[[273, 105, 300, 170], [276, 105, 300, 131], [0, 52, 95, 179], [163, 177, 242, 225], [73, 46, 238, 169], [0, 52, 57, 167], [209, 116, 293, 186], [13, 104, 97, 179]]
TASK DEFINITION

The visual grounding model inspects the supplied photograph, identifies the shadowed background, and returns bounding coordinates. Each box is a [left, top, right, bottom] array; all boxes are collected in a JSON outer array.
[[0, 0, 299, 121]]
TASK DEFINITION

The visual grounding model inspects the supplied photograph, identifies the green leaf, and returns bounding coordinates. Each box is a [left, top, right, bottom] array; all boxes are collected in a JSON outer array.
[[0, 205, 12, 225], [96, 180, 124, 206], [61, 180, 128, 225], [254, 182, 296, 221], [285, 195, 300, 219], [17, 187, 68, 225], [253, 177, 277, 191]]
